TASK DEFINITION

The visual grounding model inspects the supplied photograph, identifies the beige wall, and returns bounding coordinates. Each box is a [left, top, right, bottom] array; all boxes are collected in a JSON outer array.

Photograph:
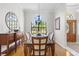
[[54, 8, 67, 47]]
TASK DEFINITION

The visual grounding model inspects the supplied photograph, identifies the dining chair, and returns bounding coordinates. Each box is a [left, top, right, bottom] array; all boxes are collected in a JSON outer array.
[[22, 32, 31, 44], [23, 32, 32, 56], [47, 32, 55, 56], [31, 36, 48, 56], [21, 33, 27, 43], [48, 32, 54, 41]]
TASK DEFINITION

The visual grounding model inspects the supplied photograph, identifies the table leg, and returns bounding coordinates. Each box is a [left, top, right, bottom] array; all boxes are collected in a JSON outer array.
[[15, 40, 17, 52], [7, 43, 9, 55], [0, 44, 1, 56], [14, 33, 17, 52]]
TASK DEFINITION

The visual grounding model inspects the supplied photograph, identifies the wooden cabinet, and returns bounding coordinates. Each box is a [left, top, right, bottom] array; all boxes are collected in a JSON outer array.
[[67, 20, 76, 42], [0, 32, 23, 56], [0, 33, 14, 55]]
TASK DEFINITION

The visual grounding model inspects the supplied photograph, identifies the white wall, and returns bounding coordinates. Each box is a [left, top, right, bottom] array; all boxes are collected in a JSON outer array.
[[54, 4, 79, 47], [76, 12, 79, 42], [54, 7, 67, 47], [0, 4, 24, 33], [24, 10, 54, 34]]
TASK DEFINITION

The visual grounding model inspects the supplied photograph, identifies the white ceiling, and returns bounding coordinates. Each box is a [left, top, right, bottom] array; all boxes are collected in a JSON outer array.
[[1, 3, 79, 12], [66, 3, 79, 12], [0, 3, 66, 13], [20, 3, 66, 13]]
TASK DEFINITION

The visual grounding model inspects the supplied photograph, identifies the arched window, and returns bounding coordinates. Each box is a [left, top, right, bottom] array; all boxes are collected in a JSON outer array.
[[31, 15, 47, 35], [5, 12, 19, 32]]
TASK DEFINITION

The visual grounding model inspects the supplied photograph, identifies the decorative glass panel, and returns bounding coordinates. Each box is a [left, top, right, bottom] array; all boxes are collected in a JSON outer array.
[[31, 15, 47, 34], [5, 12, 19, 31]]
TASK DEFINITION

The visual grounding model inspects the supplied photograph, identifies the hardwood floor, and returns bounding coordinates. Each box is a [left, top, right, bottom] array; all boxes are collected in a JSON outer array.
[[7, 42, 68, 56], [8, 44, 24, 56], [7, 44, 53, 56]]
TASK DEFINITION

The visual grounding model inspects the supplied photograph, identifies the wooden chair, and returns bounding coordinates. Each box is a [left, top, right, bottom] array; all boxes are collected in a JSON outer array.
[[47, 32, 55, 56], [32, 36, 48, 56], [23, 32, 32, 44], [48, 32, 54, 41], [23, 32, 32, 56]]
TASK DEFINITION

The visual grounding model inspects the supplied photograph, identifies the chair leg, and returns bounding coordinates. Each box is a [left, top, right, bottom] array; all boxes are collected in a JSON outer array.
[[47, 46, 51, 56], [47, 47, 49, 56], [51, 44, 54, 56], [45, 48, 47, 56], [49, 47, 50, 55], [24, 45, 28, 56]]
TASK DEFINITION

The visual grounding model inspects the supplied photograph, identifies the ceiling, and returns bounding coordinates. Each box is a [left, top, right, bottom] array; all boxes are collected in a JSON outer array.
[[20, 3, 66, 13], [1, 3, 79, 12], [0, 3, 66, 13], [66, 3, 79, 12], [2, 3, 79, 13]]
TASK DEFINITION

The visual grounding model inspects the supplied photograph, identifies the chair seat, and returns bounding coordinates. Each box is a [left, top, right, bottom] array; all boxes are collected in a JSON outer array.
[[24, 40, 32, 44], [47, 40, 54, 44]]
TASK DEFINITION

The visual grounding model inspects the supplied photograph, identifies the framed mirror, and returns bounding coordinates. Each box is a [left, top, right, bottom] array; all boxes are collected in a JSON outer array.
[[5, 12, 19, 32]]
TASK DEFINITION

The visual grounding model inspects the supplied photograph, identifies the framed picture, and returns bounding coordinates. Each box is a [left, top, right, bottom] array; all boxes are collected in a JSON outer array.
[[55, 17, 60, 30]]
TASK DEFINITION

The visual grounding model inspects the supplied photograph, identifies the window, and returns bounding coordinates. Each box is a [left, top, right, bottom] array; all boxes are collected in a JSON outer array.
[[5, 12, 19, 31], [31, 15, 47, 34]]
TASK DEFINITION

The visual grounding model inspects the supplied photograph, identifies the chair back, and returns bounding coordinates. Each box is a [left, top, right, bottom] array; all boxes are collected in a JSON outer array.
[[48, 32, 54, 42], [52, 33, 54, 42], [22, 32, 31, 42], [32, 36, 48, 56], [26, 32, 31, 40]]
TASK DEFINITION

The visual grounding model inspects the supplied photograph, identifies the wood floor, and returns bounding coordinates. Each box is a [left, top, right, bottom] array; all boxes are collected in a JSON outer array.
[[8, 44, 24, 56], [7, 44, 53, 56], [7, 42, 68, 56]]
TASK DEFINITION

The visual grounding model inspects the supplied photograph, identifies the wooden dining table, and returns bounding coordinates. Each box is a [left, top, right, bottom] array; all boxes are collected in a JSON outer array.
[[24, 34, 55, 56]]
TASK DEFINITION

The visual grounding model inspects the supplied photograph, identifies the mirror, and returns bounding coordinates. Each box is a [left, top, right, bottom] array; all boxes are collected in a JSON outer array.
[[5, 12, 19, 32]]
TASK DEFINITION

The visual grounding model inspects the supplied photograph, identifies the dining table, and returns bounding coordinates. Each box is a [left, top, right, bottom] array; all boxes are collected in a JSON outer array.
[[24, 34, 55, 56]]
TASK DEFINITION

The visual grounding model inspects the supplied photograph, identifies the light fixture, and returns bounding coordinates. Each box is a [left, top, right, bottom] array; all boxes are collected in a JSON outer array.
[[37, 3, 41, 36], [37, 3, 40, 20]]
